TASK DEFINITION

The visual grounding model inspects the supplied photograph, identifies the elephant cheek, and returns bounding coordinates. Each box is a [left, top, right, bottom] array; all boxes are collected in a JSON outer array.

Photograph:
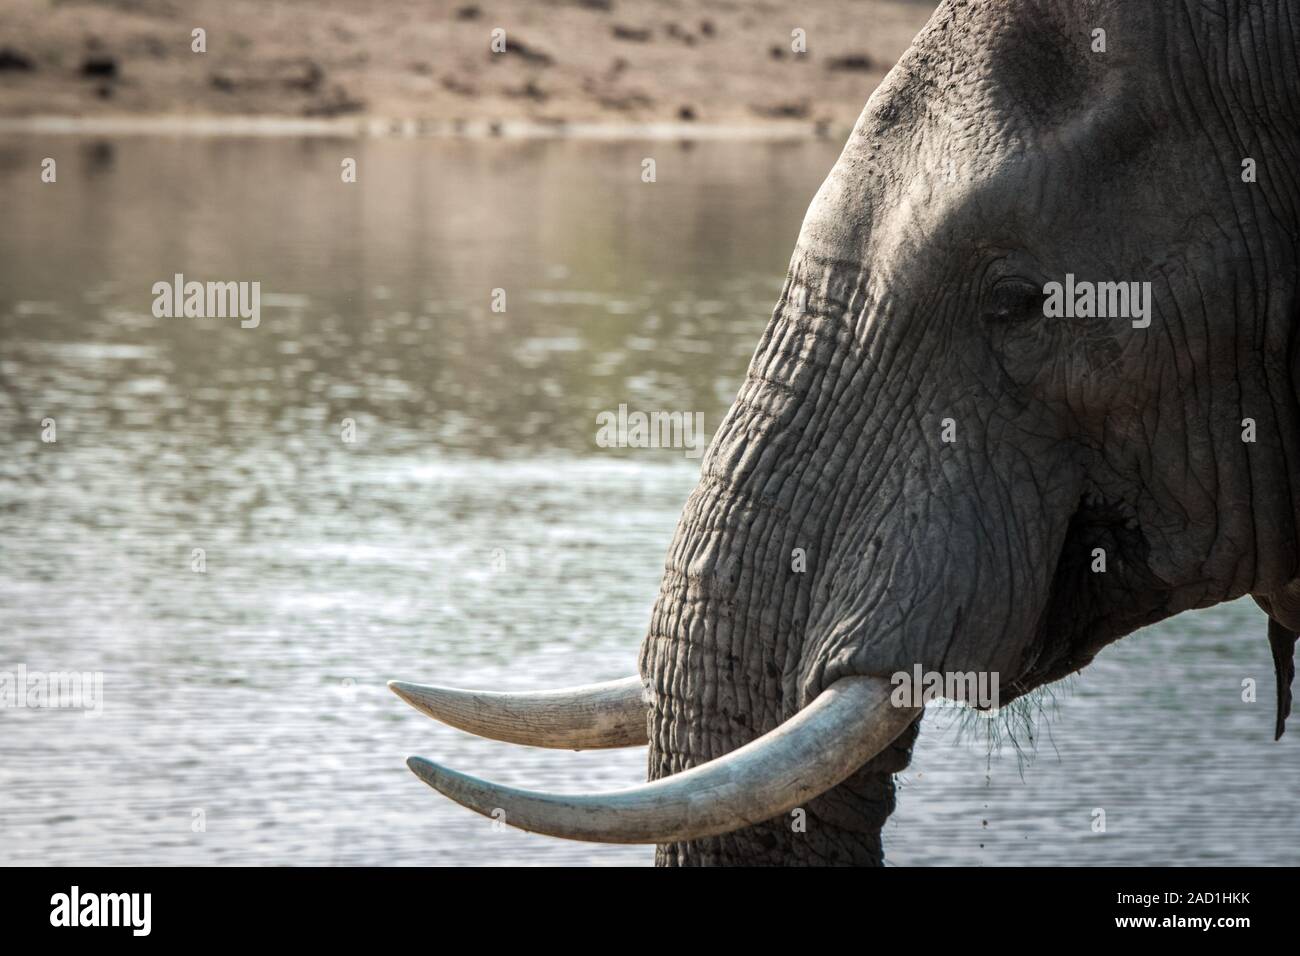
[[796, 455, 1086, 707]]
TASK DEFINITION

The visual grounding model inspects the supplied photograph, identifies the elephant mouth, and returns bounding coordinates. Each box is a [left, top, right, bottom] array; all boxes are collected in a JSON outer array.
[[387, 673, 921, 844], [1008, 490, 1168, 696]]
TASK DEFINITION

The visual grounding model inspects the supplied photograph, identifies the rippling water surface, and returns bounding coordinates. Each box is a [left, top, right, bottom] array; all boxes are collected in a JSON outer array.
[[0, 136, 1295, 865]]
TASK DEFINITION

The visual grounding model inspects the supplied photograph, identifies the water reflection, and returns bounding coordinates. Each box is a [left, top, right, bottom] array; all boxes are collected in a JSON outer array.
[[0, 136, 1295, 865]]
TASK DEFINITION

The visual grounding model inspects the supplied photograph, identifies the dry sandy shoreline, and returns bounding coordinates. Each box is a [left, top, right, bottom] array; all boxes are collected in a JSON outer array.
[[0, 114, 834, 139], [0, 0, 935, 137]]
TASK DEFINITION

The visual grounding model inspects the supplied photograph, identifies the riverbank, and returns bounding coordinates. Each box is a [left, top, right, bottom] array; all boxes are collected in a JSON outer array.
[[0, 114, 834, 139], [0, 0, 934, 135]]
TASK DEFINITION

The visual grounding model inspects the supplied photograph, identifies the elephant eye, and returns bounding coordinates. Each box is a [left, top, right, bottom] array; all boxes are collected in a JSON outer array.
[[983, 278, 1045, 322]]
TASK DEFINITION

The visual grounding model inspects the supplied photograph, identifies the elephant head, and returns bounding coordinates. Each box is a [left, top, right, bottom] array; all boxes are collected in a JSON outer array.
[[391, 0, 1300, 865]]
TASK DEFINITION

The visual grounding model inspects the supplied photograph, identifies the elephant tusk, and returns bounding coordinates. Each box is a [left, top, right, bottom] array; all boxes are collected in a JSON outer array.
[[387, 675, 649, 750], [403, 675, 920, 844]]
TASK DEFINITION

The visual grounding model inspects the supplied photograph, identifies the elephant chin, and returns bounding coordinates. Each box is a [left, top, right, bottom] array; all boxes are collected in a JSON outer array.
[[388, 674, 921, 847]]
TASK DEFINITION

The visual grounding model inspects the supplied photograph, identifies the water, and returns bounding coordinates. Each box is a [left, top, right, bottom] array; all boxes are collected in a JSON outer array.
[[1, 136, 1295, 866]]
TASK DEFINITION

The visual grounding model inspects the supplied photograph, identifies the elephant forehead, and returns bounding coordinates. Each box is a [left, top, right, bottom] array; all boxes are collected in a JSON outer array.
[[896, 0, 1127, 126], [799, 62, 1175, 271], [862, 1, 1161, 167], [794, 109, 1035, 272]]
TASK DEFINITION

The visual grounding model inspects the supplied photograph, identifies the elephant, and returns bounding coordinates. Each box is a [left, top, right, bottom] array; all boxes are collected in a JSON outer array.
[[389, 0, 1300, 865]]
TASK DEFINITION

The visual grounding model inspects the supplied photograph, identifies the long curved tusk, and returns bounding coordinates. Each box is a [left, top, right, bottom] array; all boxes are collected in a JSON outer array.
[[388, 676, 649, 750], [404, 675, 919, 844]]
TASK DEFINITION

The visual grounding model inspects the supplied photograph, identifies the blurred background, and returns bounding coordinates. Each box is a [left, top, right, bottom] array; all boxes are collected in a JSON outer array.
[[0, 0, 931, 131], [1, 1, 1297, 866]]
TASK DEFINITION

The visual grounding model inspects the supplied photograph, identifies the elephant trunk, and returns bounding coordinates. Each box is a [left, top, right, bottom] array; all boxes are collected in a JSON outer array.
[[637, 273, 925, 864], [642, 534, 920, 865]]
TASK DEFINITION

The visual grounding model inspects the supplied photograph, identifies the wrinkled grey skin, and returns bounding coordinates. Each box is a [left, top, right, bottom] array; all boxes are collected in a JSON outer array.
[[638, 0, 1300, 866]]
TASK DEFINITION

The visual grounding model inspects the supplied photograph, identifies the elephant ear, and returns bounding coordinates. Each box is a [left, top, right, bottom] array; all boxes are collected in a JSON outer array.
[[1267, 618, 1298, 741], [1268, 313, 1300, 739]]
